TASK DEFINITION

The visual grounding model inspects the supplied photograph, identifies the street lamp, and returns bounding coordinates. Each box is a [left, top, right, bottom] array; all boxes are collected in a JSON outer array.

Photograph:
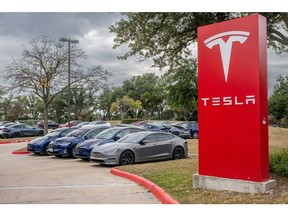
[[59, 38, 79, 128]]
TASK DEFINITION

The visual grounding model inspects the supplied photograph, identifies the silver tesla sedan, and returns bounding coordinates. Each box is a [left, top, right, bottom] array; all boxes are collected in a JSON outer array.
[[90, 131, 188, 165]]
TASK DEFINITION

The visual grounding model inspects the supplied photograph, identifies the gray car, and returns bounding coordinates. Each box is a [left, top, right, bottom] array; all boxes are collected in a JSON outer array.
[[90, 131, 188, 165]]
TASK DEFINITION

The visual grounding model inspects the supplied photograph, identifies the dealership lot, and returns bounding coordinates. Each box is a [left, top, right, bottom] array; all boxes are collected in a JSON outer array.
[[0, 142, 159, 204]]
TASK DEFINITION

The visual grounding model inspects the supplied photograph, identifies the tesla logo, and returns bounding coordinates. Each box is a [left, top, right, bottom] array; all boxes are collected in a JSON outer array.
[[204, 31, 250, 82]]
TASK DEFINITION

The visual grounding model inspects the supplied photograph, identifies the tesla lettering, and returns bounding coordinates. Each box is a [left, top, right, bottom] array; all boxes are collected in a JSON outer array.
[[204, 31, 250, 82], [201, 95, 255, 107]]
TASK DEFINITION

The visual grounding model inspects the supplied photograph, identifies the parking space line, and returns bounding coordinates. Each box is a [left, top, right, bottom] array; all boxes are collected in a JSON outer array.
[[0, 183, 137, 190]]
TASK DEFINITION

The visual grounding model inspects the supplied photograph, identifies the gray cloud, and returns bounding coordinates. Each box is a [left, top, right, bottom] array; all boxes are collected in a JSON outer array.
[[0, 12, 286, 94]]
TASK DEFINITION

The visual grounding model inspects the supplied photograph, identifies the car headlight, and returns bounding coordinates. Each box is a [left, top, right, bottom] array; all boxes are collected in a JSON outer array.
[[59, 142, 71, 146], [89, 143, 99, 148], [105, 148, 120, 154]]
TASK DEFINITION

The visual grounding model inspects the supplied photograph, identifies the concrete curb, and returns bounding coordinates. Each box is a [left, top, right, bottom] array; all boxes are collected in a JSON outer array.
[[110, 167, 179, 204]]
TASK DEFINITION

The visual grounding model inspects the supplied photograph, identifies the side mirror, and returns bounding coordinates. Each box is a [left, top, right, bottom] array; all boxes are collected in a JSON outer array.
[[114, 136, 121, 141], [140, 139, 148, 145]]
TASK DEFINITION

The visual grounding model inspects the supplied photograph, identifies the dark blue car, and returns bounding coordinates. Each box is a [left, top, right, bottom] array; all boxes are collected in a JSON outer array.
[[27, 127, 76, 155], [175, 121, 198, 139], [75, 126, 144, 160], [47, 125, 111, 158]]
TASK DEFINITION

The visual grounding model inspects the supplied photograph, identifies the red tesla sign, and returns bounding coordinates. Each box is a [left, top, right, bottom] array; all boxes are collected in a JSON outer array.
[[198, 14, 269, 182]]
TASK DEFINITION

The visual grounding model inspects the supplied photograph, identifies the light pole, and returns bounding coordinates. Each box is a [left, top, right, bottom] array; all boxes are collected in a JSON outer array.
[[59, 38, 79, 128]]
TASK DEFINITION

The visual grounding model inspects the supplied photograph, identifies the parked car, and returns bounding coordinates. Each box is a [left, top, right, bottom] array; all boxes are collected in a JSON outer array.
[[139, 123, 171, 132], [168, 125, 192, 139], [175, 121, 199, 139], [131, 121, 151, 127], [89, 121, 111, 126], [27, 127, 76, 155], [75, 126, 144, 160], [2, 123, 44, 138], [58, 120, 84, 128], [0, 121, 12, 126], [47, 125, 111, 158], [36, 120, 60, 129], [90, 131, 188, 165], [0, 122, 16, 138]]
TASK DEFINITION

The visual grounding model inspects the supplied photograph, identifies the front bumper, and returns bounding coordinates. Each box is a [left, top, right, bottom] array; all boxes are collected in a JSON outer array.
[[47, 145, 69, 156], [27, 144, 44, 154], [90, 152, 118, 165], [75, 147, 92, 159]]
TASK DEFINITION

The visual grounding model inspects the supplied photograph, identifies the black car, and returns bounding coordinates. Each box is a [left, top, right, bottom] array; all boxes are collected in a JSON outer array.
[[36, 120, 60, 129]]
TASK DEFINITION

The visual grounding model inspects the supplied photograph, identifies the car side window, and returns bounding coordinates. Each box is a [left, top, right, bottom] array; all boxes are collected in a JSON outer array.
[[157, 133, 174, 141], [130, 128, 143, 133], [85, 129, 100, 138], [116, 129, 130, 139], [144, 134, 157, 143]]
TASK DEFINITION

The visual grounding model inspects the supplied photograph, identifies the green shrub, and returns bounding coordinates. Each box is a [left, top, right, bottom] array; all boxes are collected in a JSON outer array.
[[270, 150, 288, 177]]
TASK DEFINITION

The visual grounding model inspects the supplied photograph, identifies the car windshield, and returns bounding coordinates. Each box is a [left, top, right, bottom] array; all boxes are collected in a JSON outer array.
[[117, 133, 146, 143], [66, 128, 90, 138], [46, 130, 62, 137], [95, 128, 120, 139]]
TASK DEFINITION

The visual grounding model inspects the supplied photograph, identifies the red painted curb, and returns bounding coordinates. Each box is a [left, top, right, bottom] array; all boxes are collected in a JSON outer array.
[[0, 140, 31, 145], [110, 167, 179, 204], [12, 151, 30, 154]]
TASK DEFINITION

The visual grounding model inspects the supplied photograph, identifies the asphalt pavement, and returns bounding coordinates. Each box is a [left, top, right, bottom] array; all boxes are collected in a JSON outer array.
[[0, 142, 160, 204]]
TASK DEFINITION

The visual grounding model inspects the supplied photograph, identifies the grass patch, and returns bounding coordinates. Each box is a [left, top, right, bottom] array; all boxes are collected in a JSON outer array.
[[117, 127, 288, 204]]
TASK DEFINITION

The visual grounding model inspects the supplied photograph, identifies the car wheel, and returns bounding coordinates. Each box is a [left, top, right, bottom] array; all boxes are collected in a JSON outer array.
[[43, 144, 49, 155], [70, 145, 77, 158], [173, 146, 185, 160], [192, 131, 198, 139], [12, 133, 20, 138], [38, 131, 44, 136], [119, 150, 134, 165]]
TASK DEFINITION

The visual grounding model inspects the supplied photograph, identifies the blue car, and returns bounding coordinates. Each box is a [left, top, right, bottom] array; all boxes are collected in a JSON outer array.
[[47, 125, 111, 158], [27, 127, 76, 155], [175, 121, 198, 139], [2, 123, 44, 138], [75, 126, 144, 160]]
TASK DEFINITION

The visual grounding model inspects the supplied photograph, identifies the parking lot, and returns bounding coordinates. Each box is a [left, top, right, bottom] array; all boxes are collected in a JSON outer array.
[[0, 142, 159, 204]]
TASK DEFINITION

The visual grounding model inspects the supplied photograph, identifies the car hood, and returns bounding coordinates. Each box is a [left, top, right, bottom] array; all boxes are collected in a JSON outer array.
[[77, 138, 103, 147], [55, 137, 81, 143], [92, 142, 133, 152], [29, 136, 52, 144]]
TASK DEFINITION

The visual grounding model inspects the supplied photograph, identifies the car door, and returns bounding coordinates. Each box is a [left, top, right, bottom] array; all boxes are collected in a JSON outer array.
[[134, 134, 159, 162], [26, 124, 38, 136], [156, 133, 175, 158]]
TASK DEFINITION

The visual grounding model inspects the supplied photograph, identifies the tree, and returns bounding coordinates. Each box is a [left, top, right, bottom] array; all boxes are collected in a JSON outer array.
[[4, 35, 110, 134], [164, 59, 198, 120], [121, 73, 166, 119], [98, 85, 124, 120], [110, 12, 288, 70], [269, 75, 288, 127], [110, 96, 143, 120]]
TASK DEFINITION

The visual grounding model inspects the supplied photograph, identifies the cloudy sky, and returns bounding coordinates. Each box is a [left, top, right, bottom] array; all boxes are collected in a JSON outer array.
[[1, 2, 288, 95]]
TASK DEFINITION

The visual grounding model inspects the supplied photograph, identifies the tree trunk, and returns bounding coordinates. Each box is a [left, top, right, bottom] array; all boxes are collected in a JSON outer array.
[[43, 99, 49, 135]]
